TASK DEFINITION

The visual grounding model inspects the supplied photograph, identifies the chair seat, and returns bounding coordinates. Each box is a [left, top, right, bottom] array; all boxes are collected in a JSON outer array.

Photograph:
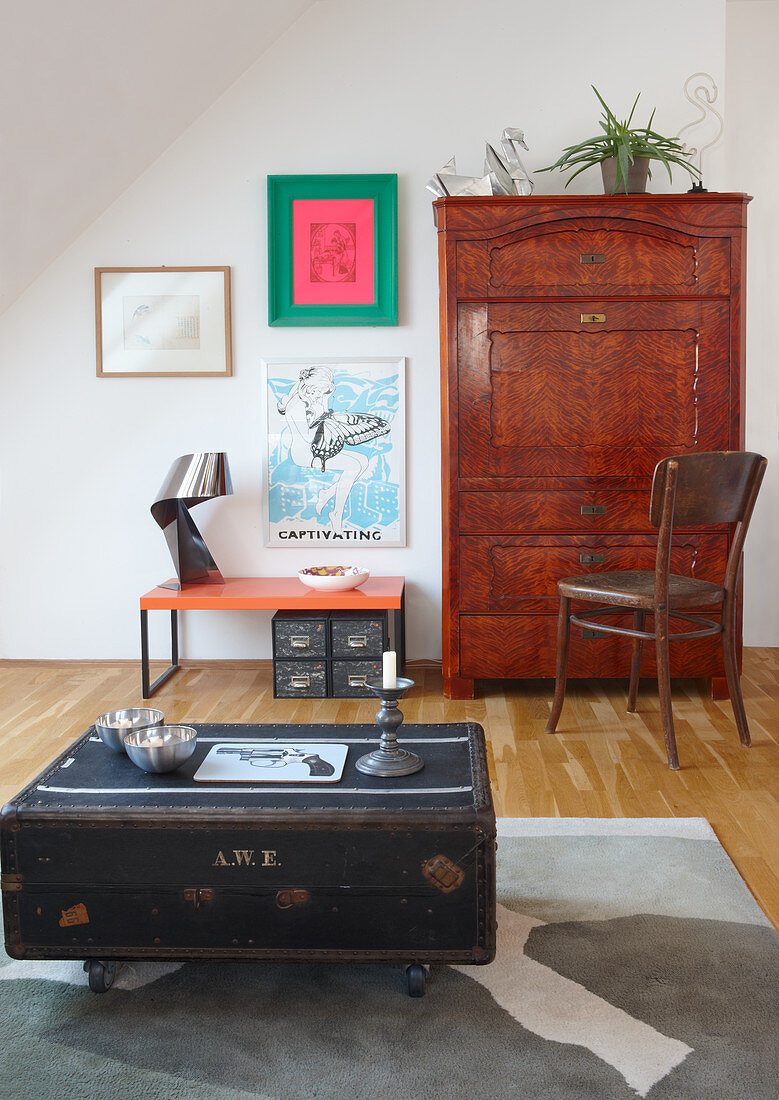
[[558, 570, 726, 608]]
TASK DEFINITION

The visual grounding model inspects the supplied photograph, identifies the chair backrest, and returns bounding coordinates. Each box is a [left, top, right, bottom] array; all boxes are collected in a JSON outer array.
[[649, 451, 767, 596], [650, 452, 766, 528]]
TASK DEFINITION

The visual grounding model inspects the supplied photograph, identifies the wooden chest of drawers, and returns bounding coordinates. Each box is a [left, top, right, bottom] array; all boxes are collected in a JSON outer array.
[[434, 194, 750, 698]]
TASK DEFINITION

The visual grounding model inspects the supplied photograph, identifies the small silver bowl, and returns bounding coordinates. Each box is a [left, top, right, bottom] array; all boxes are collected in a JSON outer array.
[[124, 725, 197, 774], [95, 708, 165, 753]]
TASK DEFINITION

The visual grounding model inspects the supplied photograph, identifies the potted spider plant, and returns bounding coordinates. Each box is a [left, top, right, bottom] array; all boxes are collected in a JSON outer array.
[[540, 86, 700, 194]]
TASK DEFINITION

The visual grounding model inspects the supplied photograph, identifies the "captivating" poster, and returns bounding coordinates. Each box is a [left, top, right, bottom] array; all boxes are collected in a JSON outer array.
[[262, 357, 406, 547]]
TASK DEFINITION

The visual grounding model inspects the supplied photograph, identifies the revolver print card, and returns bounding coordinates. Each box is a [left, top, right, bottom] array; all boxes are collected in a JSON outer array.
[[193, 742, 349, 783]]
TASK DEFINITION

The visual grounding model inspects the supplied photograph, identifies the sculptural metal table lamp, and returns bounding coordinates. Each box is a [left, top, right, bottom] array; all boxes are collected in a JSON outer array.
[[151, 452, 232, 590]]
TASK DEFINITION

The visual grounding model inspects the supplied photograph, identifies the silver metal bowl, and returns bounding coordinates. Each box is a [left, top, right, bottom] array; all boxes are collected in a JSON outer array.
[[94, 708, 165, 753], [124, 725, 197, 773]]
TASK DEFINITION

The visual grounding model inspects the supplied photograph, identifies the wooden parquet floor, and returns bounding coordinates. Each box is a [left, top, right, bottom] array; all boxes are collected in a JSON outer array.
[[1, 652, 777, 927]]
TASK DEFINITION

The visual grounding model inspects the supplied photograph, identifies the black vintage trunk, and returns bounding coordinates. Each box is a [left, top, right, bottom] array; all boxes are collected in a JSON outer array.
[[2, 723, 495, 967]]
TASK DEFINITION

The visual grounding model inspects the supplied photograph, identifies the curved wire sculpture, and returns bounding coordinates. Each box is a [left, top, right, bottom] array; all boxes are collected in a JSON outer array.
[[151, 453, 232, 589], [676, 73, 724, 192]]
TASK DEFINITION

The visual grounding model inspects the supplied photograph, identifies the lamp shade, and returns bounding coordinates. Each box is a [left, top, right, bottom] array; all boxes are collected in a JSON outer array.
[[151, 452, 232, 589]]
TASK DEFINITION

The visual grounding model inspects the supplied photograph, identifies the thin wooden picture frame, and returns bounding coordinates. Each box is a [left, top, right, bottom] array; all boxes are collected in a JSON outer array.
[[95, 266, 232, 378], [267, 175, 397, 327]]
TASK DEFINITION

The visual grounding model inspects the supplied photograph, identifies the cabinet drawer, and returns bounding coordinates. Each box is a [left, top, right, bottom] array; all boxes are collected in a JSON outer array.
[[460, 533, 728, 612], [460, 490, 651, 533], [272, 613, 329, 659], [331, 659, 383, 697], [273, 661, 328, 698], [456, 220, 730, 298], [330, 612, 386, 657], [459, 615, 724, 679]]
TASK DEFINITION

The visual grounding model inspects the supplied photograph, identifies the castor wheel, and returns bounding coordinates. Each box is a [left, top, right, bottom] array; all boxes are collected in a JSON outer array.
[[405, 963, 427, 997], [85, 959, 117, 993]]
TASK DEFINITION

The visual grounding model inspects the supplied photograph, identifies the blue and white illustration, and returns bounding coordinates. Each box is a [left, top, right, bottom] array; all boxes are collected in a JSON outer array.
[[263, 358, 406, 546]]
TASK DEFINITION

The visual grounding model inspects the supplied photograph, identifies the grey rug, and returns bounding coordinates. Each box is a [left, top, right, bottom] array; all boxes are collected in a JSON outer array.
[[2, 818, 777, 1099]]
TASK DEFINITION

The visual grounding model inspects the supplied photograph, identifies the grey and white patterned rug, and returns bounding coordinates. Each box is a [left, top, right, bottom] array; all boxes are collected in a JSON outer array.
[[2, 818, 777, 1098]]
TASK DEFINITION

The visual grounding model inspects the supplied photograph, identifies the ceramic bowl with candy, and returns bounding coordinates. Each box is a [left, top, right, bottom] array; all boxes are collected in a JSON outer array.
[[298, 565, 370, 592]]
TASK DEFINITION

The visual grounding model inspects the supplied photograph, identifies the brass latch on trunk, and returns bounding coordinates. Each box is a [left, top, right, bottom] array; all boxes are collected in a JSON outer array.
[[275, 889, 311, 909], [183, 888, 214, 910]]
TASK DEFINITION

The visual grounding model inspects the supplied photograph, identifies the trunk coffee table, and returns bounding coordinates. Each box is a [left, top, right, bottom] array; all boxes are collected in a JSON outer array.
[[1, 722, 496, 997]]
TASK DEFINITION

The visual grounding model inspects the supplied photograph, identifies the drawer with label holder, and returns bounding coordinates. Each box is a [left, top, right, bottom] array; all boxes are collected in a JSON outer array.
[[273, 660, 328, 699], [331, 659, 384, 698], [272, 612, 329, 659], [330, 611, 387, 658]]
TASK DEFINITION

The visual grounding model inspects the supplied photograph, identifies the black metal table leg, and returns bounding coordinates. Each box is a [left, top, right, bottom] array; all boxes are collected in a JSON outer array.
[[393, 585, 406, 675], [140, 609, 180, 698]]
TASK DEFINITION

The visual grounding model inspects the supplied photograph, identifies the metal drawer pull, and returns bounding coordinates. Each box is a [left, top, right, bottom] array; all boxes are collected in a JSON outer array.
[[348, 675, 368, 687], [290, 676, 311, 689], [581, 313, 606, 323], [580, 253, 605, 264], [582, 628, 606, 639], [581, 504, 606, 515], [290, 636, 310, 649], [579, 553, 605, 564], [348, 635, 368, 648]]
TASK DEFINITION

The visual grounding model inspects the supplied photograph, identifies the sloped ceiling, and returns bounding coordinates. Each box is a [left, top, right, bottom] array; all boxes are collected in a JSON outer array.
[[0, 0, 316, 315]]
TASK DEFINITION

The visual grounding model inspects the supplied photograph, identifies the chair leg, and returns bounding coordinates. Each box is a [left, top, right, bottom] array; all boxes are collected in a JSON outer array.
[[721, 598, 751, 747], [545, 596, 571, 735], [654, 608, 680, 770], [627, 609, 645, 713]]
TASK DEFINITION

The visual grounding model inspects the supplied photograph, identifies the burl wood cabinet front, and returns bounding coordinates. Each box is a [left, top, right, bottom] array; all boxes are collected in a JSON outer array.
[[434, 195, 749, 700]]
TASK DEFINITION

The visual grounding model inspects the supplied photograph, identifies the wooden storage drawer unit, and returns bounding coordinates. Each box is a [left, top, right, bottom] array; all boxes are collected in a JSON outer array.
[[459, 533, 728, 613], [460, 615, 724, 680], [273, 661, 328, 699], [272, 612, 329, 659], [455, 219, 731, 298], [435, 194, 749, 699]]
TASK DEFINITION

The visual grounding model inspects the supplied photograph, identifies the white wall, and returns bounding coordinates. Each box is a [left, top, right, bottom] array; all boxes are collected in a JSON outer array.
[[725, 1, 779, 645], [0, 0, 745, 661]]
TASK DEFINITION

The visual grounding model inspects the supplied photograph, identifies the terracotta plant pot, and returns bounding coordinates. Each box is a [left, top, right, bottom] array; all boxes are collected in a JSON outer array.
[[601, 156, 649, 194]]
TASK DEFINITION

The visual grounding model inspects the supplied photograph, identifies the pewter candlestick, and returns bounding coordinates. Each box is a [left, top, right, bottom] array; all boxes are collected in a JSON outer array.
[[356, 678, 423, 777]]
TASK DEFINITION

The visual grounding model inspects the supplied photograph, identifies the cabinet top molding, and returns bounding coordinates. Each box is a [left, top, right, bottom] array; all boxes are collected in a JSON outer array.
[[433, 193, 752, 233]]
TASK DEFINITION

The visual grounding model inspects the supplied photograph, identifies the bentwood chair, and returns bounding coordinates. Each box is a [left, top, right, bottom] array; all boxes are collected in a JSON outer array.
[[545, 452, 767, 769]]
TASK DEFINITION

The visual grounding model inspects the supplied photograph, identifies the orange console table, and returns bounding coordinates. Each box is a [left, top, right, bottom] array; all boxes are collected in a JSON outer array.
[[139, 577, 406, 698]]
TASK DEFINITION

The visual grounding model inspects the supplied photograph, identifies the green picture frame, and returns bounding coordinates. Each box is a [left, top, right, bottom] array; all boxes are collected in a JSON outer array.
[[267, 174, 397, 326]]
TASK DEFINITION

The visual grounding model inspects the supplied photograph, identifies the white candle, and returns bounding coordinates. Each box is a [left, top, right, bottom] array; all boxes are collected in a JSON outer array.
[[382, 650, 397, 689]]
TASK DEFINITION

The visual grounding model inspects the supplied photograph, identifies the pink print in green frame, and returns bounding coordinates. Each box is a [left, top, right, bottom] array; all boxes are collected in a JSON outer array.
[[268, 175, 397, 326]]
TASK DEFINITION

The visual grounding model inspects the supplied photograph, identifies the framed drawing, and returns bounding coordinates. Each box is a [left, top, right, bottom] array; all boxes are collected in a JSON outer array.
[[262, 357, 406, 546], [95, 267, 232, 377], [267, 175, 397, 326]]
